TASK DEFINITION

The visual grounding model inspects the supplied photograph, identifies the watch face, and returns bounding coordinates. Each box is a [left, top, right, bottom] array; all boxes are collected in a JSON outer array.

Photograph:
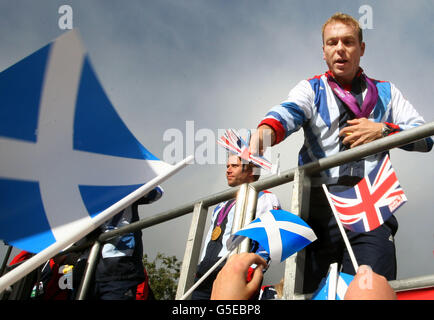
[[383, 125, 392, 137]]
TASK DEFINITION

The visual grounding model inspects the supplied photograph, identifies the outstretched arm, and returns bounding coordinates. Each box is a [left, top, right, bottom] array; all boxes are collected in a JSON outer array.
[[249, 124, 276, 156]]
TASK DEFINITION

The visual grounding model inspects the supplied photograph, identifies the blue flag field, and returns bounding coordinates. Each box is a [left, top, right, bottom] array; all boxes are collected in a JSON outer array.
[[0, 31, 192, 292]]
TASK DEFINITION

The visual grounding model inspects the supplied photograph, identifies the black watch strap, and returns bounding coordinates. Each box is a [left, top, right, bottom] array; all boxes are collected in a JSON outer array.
[[382, 123, 393, 137]]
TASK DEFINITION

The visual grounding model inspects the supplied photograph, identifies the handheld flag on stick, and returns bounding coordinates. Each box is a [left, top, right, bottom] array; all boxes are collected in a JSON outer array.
[[227, 209, 317, 264], [179, 209, 316, 300], [322, 184, 359, 273], [323, 154, 407, 233], [180, 248, 231, 300], [217, 129, 272, 171], [321, 154, 406, 274], [312, 263, 354, 300], [0, 30, 192, 292]]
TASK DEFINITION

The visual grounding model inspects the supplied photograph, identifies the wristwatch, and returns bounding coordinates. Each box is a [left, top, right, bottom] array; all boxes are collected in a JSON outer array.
[[381, 123, 393, 137]]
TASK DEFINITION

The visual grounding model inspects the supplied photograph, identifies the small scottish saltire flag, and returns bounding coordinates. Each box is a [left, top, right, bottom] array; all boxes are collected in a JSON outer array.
[[217, 129, 272, 171], [312, 264, 354, 300], [324, 155, 407, 232], [227, 209, 317, 263], [0, 30, 182, 254]]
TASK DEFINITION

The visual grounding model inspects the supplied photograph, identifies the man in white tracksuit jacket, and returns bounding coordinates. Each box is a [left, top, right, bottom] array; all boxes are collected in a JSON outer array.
[[191, 154, 281, 299], [250, 12, 433, 293]]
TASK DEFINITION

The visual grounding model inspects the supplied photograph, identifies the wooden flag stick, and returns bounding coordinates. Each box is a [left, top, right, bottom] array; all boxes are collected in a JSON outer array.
[[327, 262, 338, 300], [322, 184, 359, 273], [0, 155, 194, 294], [179, 234, 248, 300], [179, 250, 232, 300]]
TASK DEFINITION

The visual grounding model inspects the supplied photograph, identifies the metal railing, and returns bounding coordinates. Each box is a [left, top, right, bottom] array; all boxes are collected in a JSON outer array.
[[2, 121, 434, 300]]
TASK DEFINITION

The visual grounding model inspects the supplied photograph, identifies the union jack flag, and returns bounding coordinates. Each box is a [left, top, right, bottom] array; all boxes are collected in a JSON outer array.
[[324, 155, 407, 232], [217, 129, 272, 171]]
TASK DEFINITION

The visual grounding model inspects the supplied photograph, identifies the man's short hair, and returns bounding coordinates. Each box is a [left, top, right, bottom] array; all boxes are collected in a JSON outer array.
[[228, 153, 260, 182], [242, 161, 260, 182], [322, 12, 363, 44]]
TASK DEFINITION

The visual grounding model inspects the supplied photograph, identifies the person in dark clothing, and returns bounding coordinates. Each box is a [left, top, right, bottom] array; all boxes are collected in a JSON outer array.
[[82, 187, 163, 300]]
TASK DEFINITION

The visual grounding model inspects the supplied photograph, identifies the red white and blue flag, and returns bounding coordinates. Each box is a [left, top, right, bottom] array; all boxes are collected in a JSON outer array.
[[324, 155, 407, 233], [217, 129, 272, 171]]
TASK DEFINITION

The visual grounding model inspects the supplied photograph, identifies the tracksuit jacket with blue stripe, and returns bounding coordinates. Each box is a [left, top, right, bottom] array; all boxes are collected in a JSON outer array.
[[259, 71, 433, 186]]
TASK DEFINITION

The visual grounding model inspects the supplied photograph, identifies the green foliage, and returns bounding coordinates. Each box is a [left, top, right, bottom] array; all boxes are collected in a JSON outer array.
[[143, 252, 181, 300]]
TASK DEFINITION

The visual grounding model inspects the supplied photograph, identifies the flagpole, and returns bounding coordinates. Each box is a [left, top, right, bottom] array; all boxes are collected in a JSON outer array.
[[321, 184, 359, 273], [179, 234, 250, 300], [327, 262, 338, 300], [0, 155, 194, 294], [179, 250, 232, 300]]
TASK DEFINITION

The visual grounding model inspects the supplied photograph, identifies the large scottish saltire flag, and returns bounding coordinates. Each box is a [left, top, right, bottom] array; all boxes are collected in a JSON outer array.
[[324, 155, 407, 233], [312, 263, 354, 300], [227, 209, 317, 263], [0, 30, 191, 290]]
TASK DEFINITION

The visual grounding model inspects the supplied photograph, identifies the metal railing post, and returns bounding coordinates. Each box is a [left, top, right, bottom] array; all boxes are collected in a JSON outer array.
[[239, 185, 258, 253], [390, 274, 434, 292], [0, 244, 13, 276], [76, 241, 101, 300], [283, 168, 311, 300], [175, 202, 208, 300], [230, 183, 249, 256]]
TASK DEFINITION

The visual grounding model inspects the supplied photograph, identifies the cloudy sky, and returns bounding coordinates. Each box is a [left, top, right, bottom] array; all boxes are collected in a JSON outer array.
[[0, 0, 433, 286]]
